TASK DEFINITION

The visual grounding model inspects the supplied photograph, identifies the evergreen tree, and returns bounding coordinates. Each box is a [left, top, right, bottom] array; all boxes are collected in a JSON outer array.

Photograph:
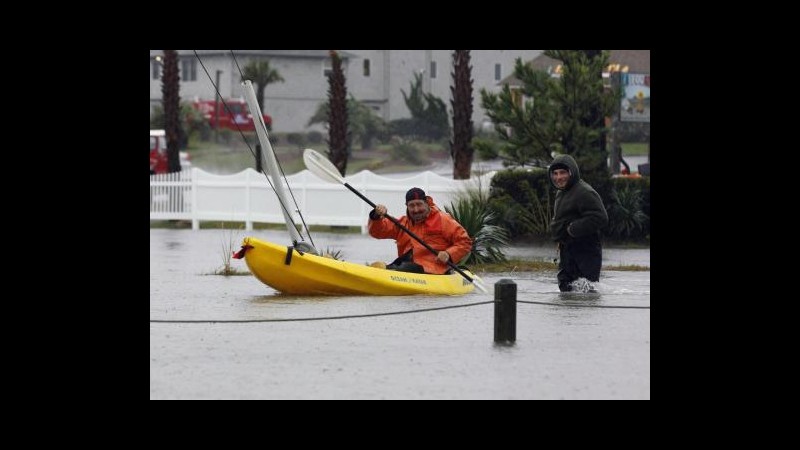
[[480, 50, 618, 200], [399, 72, 450, 141], [450, 50, 474, 179], [161, 50, 182, 173], [327, 51, 349, 176]]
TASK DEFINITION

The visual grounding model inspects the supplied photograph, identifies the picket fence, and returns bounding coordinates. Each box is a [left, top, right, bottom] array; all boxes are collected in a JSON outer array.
[[149, 167, 496, 233]]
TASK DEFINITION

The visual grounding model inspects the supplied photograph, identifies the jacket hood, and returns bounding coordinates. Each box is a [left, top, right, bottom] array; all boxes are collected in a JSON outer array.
[[548, 154, 580, 190]]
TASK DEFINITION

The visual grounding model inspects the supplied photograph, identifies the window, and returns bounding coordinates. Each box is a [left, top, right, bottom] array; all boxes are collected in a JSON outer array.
[[323, 60, 333, 77], [495, 64, 501, 81], [181, 59, 197, 81], [152, 61, 161, 80], [363, 59, 370, 77], [430, 61, 437, 79]]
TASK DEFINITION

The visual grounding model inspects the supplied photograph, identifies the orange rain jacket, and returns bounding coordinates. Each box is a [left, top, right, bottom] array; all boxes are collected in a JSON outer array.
[[368, 196, 473, 274]]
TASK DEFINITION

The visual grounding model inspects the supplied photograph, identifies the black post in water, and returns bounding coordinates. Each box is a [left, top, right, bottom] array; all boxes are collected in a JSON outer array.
[[494, 279, 517, 344], [255, 144, 263, 173]]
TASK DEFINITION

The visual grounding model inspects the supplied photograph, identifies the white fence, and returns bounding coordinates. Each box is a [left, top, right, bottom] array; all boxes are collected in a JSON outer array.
[[150, 167, 496, 233]]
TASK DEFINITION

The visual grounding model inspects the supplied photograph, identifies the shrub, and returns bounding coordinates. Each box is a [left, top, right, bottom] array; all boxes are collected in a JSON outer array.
[[488, 168, 554, 238], [286, 132, 307, 148], [389, 137, 427, 165], [307, 131, 324, 144], [445, 190, 509, 264], [606, 184, 649, 239]]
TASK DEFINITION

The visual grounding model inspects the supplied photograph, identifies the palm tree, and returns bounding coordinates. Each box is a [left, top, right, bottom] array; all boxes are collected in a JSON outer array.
[[240, 59, 284, 120], [241, 59, 283, 173], [327, 50, 349, 176], [161, 50, 181, 173], [307, 96, 386, 150], [450, 50, 474, 179]]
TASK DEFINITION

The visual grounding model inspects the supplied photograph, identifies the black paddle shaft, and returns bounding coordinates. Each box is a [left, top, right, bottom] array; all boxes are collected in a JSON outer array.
[[344, 182, 475, 283]]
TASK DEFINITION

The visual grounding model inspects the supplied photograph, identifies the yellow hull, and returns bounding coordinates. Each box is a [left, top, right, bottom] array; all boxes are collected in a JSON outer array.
[[241, 237, 476, 296]]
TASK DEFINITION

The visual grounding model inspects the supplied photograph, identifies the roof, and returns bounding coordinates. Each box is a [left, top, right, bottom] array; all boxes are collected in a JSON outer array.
[[150, 50, 356, 60], [499, 50, 650, 86]]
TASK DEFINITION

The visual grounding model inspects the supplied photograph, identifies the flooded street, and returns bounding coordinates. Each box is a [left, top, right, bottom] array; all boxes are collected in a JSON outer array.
[[150, 229, 650, 399]]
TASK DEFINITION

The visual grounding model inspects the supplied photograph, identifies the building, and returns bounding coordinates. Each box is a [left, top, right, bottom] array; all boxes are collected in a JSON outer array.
[[149, 50, 542, 133], [500, 50, 649, 83]]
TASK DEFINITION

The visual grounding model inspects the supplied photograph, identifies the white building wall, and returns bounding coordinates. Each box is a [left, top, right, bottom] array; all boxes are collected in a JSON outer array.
[[343, 50, 389, 120], [150, 50, 542, 133], [344, 50, 542, 129]]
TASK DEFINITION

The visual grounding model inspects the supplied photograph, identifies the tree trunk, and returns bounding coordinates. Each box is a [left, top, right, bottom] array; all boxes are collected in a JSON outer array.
[[327, 51, 349, 176], [450, 50, 474, 180], [256, 86, 265, 115], [162, 50, 181, 173]]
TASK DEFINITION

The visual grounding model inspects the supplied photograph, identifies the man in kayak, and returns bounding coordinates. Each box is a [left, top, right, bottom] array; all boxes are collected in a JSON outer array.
[[368, 187, 473, 274], [549, 154, 608, 292]]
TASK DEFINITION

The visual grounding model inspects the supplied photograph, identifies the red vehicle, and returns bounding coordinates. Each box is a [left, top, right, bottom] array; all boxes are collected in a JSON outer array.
[[150, 129, 190, 174], [191, 98, 272, 132]]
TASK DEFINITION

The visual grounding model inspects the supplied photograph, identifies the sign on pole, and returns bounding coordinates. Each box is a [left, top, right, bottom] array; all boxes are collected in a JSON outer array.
[[620, 73, 650, 123]]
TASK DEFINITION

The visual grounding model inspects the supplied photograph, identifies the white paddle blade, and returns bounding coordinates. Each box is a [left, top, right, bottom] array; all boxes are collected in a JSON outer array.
[[472, 275, 489, 293], [303, 149, 345, 184]]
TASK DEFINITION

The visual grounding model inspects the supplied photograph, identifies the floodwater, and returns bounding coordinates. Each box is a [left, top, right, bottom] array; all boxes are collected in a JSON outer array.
[[150, 228, 650, 399]]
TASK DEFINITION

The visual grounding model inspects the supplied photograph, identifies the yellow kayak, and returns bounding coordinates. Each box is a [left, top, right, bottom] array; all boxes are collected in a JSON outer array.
[[238, 236, 476, 296]]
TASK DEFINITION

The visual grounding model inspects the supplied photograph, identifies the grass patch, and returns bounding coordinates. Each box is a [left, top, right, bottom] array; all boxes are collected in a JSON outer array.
[[186, 134, 446, 175], [607, 264, 649, 271], [150, 220, 361, 233], [470, 257, 649, 273], [187, 136, 306, 175], [473, 259, 558, 272], [150, 220, 192, 229], [620, 142, 649, 156]]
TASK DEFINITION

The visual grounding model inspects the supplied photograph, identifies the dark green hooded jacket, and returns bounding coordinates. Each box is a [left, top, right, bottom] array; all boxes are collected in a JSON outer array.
[[548, 154, 608, 242]]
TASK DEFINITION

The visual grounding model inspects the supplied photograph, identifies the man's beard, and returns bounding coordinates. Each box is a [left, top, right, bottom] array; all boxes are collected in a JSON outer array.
[[410, 210, 427, 223]]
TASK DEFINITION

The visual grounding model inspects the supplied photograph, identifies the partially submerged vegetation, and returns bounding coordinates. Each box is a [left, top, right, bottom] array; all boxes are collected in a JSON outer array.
[[215, 222, 247, 276], [471, 258, 648, 273]]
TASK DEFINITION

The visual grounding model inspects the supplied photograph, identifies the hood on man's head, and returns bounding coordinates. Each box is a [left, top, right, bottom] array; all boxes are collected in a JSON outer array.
[[549, 163, 569, 172], [405, 187, 426, 203]]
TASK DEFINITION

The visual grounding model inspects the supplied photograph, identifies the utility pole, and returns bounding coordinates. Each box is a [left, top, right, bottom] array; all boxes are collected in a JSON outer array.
[[609, 71, 621, 174], [214, 69, 222, 142]]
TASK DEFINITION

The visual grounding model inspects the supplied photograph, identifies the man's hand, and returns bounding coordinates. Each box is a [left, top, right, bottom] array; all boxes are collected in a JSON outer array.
[[374, 204, 387, 217], [437, 251, 450, 263]]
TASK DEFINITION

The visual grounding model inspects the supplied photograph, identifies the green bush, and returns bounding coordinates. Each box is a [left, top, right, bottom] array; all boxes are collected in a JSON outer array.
[[445, 190, 509, 264], [389, 138, 427, 165], [607, 176, 650, 239], [286, 132, 307, 148], [488, 168, 554, 239], [307, 131, 324, 144], [607, 184, 649, 239], [387, 117, 448, 142]]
